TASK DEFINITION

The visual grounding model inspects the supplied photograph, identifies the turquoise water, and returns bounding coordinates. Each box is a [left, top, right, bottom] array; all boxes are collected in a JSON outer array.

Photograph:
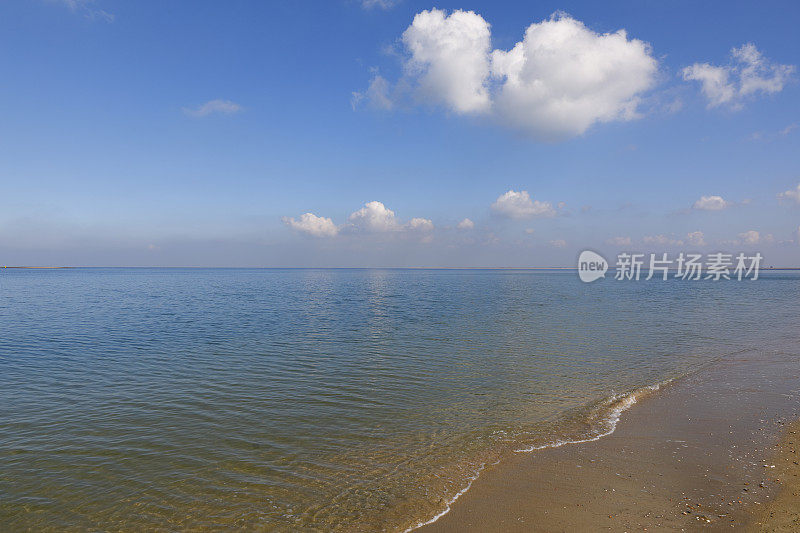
[[1, 268, 799, 531]]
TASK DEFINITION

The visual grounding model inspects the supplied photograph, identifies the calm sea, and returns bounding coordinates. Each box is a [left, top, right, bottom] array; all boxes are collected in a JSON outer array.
[[2, 268, 799, 531]]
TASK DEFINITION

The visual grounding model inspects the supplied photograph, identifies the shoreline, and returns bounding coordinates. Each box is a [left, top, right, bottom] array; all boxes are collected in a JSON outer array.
[[404, 380, 672, 532], [416, 346, 800, 532]]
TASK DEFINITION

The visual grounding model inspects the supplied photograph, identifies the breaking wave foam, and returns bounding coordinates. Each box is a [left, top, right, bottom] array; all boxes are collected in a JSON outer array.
[[403, 461, 497, 533], [514, 380, 671, 453], [407, 379, 672, 531]]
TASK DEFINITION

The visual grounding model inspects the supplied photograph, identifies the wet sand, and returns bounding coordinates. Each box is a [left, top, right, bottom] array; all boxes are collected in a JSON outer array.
[[420, 347, 800, 532]]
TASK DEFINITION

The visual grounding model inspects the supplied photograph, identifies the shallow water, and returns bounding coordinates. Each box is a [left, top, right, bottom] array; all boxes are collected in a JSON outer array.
[[1, 268, 798, 531]]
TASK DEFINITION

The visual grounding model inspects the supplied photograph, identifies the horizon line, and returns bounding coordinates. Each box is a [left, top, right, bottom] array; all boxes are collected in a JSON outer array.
[[4, 266, 800, 271]]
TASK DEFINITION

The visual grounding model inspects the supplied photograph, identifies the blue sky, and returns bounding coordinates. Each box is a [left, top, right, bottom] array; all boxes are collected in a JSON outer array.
[[1, 0, 798, 266]]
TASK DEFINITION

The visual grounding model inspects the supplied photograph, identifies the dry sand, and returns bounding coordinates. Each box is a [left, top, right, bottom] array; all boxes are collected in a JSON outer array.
[[750, 419, 800, 531], [420, 348, 800, 532]]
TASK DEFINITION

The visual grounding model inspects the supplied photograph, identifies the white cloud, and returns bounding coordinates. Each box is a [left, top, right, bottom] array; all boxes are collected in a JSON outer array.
[[348, 201, 400, 232], [778, 183, 800, 204], [643, 235, 684, 246], [692, 195, 729, 211], [681, 64, 734, 108], [376, 10, 657, 140], [182, 99, 242, 118], [683, 43, 795, 109], [491, 190, 556, 219], [606, 236, 632, 246], [549, 239, 567, 248], [402, 9, 492, 114], [407, 217, 434, 231], [457, 218, 475, 230], [490, 14, 658, 140], [686, 231, 707, 247], [738, 230, 760, 245], [524, 228, 536, 235], [282, 213, 339, 237]]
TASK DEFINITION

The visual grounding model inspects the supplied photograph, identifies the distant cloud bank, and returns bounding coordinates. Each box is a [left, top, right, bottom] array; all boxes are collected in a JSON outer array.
[[284, 201, 434, 238]]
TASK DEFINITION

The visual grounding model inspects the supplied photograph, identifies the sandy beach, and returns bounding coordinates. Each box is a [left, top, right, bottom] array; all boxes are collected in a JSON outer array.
[[420, 346, 800, 532], [751, 419, 800, 531]]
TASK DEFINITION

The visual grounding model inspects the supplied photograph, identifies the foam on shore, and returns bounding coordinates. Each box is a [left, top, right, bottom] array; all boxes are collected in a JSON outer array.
[[408, 379, 673, 531], [515, 380, 672, 452]]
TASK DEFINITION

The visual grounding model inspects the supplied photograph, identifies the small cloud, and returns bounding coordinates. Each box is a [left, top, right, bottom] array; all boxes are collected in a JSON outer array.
[[147, 243, 159, 251], [348, 201, 400, 232], [692, 195, 729, 211], [524, 228, 536, 235], [738, 230, 760, 245], [282, 213, 339, 237], [749, 123, 797, 142], [606, 236, 632, 246], [491, 190, 555, 219], [778, 183, 800, 204], [643, 234, 684, 246], [361, 0, 398, 9], [549, 239, 567, 248], [686, 231, 707, 247], [56, 0, 114, 22], [457, 218, 475, 230], [682, 43, 795, 109], [352, 74, 394, 111], [407, 217, 434, 231], [182, 99, 242, 118]]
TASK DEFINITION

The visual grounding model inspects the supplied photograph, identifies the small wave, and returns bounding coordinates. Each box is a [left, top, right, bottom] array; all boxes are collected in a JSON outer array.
[[514, 380, 671, 453], [405, 379, 672, 531], [402, 460, 500, 533]]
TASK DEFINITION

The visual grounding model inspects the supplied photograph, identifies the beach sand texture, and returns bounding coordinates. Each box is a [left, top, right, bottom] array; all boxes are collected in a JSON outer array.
[[421, 347, 800, 532], [751, 419, 800, 531]]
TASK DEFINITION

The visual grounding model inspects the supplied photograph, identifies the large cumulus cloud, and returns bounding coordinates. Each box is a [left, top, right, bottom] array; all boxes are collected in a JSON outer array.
[[364, 10, 658, 141]]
